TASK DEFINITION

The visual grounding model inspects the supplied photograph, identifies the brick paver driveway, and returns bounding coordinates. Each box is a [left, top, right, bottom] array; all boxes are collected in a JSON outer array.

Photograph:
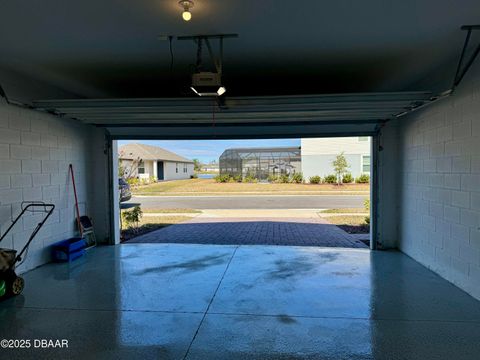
[[127, 217, 367, 248]]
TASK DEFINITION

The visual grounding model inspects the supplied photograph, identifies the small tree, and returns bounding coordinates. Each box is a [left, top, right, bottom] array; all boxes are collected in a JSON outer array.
[[118, 151, 142, 180], [332, 152, 349, 185], [193, 158, 202, 172]]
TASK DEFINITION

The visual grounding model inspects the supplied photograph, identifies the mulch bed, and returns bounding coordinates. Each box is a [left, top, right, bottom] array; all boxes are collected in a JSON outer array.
[[121, 224, 171, 242], [336, 224, 370, 234]]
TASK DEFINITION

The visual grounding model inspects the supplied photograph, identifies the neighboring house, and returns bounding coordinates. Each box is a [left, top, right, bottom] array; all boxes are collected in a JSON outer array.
[[119, 143, 194, 181], [201, 162, 219, 173], [301, 137, 371, 182], [219, 147, 302, 180]]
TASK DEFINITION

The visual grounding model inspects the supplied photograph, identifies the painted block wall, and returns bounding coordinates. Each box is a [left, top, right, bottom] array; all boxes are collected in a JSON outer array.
[[393, 61, 480, 299], [0, 99, 109, 273]]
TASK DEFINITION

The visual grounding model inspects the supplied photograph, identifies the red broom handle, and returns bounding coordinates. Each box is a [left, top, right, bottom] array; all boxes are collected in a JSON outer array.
[[69, 164, 83, 236]]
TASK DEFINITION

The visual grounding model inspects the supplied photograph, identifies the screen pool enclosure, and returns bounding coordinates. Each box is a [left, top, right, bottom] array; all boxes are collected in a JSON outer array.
[[219, 147, 301, 180]]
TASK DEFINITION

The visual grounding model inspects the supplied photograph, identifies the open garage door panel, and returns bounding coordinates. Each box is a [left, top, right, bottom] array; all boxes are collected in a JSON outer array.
[[33, 91, 433, 139]]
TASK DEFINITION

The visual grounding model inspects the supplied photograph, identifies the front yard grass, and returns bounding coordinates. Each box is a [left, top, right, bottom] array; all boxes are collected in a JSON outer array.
[[319, 208, 369, 214], [142, 208, 202, 214], [324, 215, 370, 234], [132, 178, 370, 196]]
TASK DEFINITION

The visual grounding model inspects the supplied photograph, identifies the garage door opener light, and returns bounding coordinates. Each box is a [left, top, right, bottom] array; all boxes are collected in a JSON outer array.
[[178, 34, 238, 97]]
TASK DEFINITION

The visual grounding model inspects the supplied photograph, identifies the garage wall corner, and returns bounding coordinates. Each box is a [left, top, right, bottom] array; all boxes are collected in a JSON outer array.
[[0, 99, 112, 273], [395, 60, 480, 299]]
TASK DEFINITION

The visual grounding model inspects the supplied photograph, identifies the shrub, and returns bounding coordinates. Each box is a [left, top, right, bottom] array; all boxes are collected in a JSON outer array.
[[190, 174, 198, 179], [122, 206, 143, 233], [233, 175, 242, 183], [364, 199, 370, 212], [127, 178, 140, 188], [268, 174, 279, 183], [324, 174, 337, 184], [291, 172, 303, 184], [365, 216, 370, 225], [309, 175, 321, 184], [214, 174, 231, 183], [279, 174, 290, 183], [342, 173, 353, 183], [356, 174, 370, 183], [243, 175, 258, 183]]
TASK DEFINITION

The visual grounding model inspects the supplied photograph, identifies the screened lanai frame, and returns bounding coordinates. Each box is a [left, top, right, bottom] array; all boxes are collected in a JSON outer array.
[[219, 147, 301, 180]]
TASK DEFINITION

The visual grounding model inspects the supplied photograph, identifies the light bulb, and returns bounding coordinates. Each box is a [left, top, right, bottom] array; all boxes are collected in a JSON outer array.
[[182, 10, 191, 21]]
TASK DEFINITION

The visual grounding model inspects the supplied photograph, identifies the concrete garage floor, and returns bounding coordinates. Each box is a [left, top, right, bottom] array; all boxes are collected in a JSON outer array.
[[1, 244, 480, 359]]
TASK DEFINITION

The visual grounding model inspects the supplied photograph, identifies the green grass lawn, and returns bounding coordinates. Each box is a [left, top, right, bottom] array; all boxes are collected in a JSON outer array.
[[142, 208, 202, 214], [132, 178, 370, 196], [319, 208, 369, 214]]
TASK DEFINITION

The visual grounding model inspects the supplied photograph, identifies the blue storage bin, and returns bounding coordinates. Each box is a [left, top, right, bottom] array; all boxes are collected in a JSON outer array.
[[52, 237, 87, 262]]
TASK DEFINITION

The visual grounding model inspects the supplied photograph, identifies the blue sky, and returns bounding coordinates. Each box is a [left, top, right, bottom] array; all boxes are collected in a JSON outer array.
[[118, 139, 300, 163]]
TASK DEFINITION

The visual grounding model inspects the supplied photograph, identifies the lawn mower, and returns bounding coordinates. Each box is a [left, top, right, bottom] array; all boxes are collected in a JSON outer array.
[[0, 202, 55, 300]]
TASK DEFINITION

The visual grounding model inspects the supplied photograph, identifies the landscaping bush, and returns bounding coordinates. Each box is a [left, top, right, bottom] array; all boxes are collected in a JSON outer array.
[[309, 175, 321, 184], [291, 172, 303, 184], [233, 175, 242, 183], [342, 173, 353, 183], [122, 206, 143, 233], [324, 174, 337, 184], [243, 174, 258, 183], [356, 174, 370, 183], [364, 199, 370, 212], [214, 174, 231, 183], [279, 174, 291, 183], [127, 178, 140, 188], [267, 174, 279, 183], [364, 199, 370, 226], [190, 174, 198, 179]]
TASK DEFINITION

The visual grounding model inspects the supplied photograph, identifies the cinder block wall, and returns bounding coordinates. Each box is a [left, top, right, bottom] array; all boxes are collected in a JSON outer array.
[[0, 99, 110, 273], [393, 61, 480, 299]]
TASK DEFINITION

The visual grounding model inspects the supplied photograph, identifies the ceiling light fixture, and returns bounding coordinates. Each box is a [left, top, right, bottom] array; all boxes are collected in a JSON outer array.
[[179, 0, 194, 21]]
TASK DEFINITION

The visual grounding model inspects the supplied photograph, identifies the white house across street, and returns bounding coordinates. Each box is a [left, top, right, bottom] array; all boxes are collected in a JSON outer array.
[[119, 143, 194, 181]]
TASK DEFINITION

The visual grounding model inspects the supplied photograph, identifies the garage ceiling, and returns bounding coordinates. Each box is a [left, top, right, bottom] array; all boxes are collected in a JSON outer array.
[[1, 1, 479, 99], [1, 1, 478, 138]]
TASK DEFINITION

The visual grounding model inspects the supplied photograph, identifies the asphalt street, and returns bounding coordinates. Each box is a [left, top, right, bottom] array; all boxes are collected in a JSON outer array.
[[124, 195, 368, 210]]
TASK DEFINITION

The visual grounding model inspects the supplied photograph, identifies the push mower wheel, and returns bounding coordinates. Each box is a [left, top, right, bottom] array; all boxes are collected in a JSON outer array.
[[11, 276, 24, 296]]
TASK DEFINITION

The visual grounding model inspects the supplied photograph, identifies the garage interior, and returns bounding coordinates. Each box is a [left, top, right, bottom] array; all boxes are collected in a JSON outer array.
[[1, 1, 480, 358]]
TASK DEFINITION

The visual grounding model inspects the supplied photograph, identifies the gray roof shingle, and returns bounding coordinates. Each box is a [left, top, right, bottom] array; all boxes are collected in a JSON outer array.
[[118, 143, 194, 163]]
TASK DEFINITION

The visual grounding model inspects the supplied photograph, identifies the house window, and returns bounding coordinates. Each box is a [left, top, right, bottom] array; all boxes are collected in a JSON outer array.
[[362, 155, 371, 173], [358, 137, 369, 142], [176, 163, 178, 173], [183, 163, 187, 173], [138, 161, 145, 174]]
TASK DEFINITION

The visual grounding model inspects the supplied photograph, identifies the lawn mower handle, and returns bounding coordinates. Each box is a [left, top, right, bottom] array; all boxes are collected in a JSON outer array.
[[0, 202, 55, 264]]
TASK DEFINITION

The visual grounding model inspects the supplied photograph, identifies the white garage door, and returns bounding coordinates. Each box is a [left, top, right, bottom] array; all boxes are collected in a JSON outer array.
[[32, 92, 433, 139]]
